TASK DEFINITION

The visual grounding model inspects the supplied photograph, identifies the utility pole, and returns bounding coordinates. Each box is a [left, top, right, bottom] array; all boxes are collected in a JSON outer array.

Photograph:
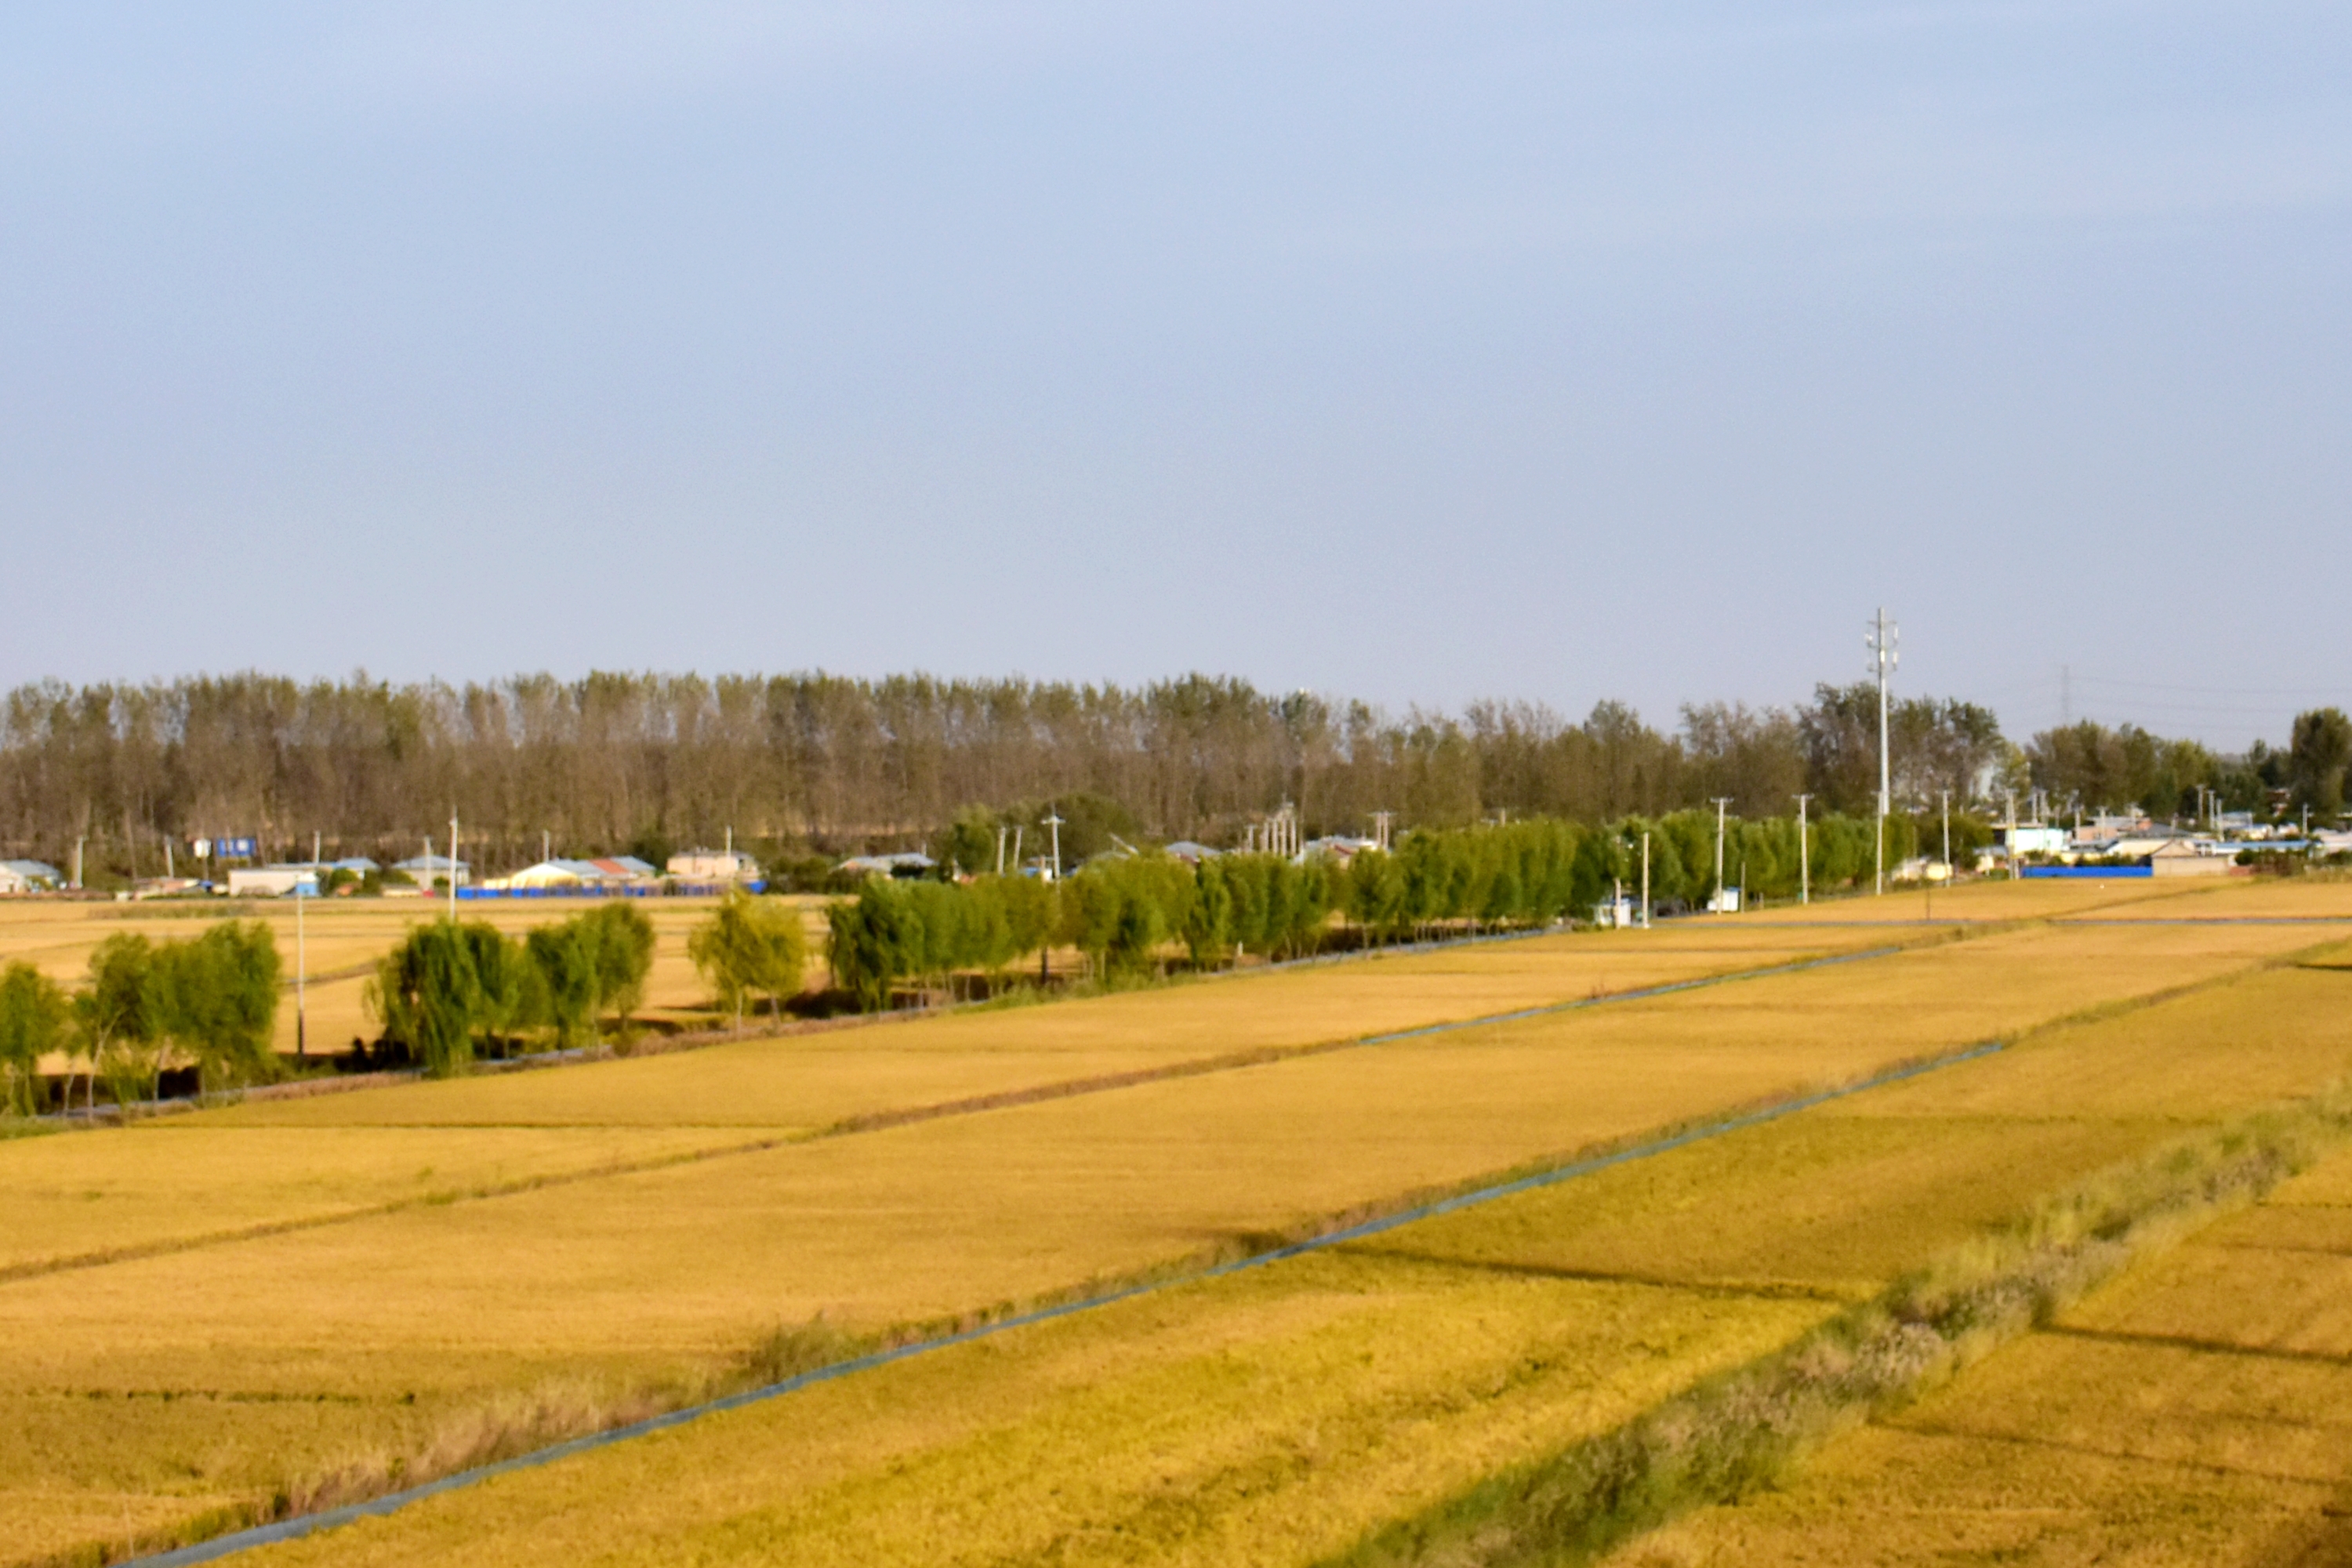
[[1795, 793, 1812, 906], [1940, 789, 1951, 871], [296, 869, 307, 1059], [1867, 607, 1898, 895], [1711, 797, 1732, 912], [1044, 808, 1064, 880], [995, 825, 1007, 876], [543, 829, 551, 865], [448, 813, 460, 921], [1640, 831, 1651, 928], [72, 836, 85, 891]]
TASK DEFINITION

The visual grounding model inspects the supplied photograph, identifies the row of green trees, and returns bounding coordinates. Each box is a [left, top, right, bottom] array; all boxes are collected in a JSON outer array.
[[365, 903, 658, 1076], [366, 891, 813, 1074], [1627, 809, 1951, 906], [821, 810, 1932, 1011], [0, 803, 1963, 1109], [0, 892, 811, 1109], [0, 922, 281, 1113]]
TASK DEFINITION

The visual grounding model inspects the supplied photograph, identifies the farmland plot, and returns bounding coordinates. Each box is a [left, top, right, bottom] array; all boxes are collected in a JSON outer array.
[[2, 923, 1899, 1280], [0, 885, 2345, 1565], [1617, 1123, 2352, 1568], [199, 940, 2352, 1568]]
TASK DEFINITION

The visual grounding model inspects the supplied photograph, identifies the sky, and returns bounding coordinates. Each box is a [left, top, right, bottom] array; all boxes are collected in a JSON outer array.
[[3, 1, 2348, 750]]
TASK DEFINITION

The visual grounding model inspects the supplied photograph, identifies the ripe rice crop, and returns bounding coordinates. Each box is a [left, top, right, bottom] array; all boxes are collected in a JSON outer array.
[[208, 921, 1889, 1129], [2099, 873, 2352, 920], [1617, 1127, 2352, 1567], [0, 1124, 769, 1279], [3, 912, 2345, 1564], [2, 922, 1899, 1289], [183, 939, 2352, 1568], [1756, 876, 2186, 922]]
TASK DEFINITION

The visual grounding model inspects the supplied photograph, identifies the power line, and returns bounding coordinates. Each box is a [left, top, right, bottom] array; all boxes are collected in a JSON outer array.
[[2063, 673, 2349, 699]]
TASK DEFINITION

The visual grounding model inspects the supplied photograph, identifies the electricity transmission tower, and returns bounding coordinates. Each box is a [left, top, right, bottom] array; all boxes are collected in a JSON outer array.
[[1867, 608, 1898, 896]]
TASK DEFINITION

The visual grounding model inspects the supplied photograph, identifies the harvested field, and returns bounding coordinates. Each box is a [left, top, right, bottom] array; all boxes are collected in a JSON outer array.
[[1617, 1125, 2352, 1567], [183, 931, 2352, 1568]]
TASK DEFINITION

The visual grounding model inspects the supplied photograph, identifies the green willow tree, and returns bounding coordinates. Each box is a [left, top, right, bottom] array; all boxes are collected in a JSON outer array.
[[74, 933, 160, 1112], [151, 920, 281, 1094], [688, 891, 809, 1032], [368, 921, 492, 1076], [0, 960, 71, 1116]]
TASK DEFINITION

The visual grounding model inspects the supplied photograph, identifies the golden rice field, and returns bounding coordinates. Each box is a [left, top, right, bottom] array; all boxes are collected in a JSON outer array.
[[5, 922, 1902, 1279], [2, 877, 2348, 1566], [1755, 872, 2180, 922], [1620, 1130, 2352, 1567], [180, 917, 2352, 1568]]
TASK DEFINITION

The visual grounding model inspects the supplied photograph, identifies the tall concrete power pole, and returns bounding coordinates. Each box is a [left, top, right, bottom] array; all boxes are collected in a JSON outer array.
[[1711, 797, 1733, 912], [1795, 793, 1811, 906], [1867, 608, 1898, 896]]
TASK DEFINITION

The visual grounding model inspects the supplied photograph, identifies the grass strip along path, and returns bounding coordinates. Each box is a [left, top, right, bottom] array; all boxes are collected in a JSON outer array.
[[4, 884, 2342, 1566], [1619, 1076, 2352, 1562], [134, 930, 2352, 1568]]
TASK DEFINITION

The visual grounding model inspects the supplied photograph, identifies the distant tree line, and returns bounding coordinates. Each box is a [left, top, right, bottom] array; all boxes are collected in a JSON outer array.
[[0, 671, 2020, 882], [2024, 707, 2352, 822]]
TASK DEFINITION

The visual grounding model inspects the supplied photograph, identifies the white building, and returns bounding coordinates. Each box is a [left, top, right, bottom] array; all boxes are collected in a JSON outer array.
[[394, 853, 471, 889], [840, 851, 936, 880], [0, 859, 64, 894], [1998, 824, 2071, 858], [667, 848, 761, 882], [483, 856, 657, 891], [227, 866, 320, 898], [2148, 839, 2237, 878], [1302, 836, 1381, 866]]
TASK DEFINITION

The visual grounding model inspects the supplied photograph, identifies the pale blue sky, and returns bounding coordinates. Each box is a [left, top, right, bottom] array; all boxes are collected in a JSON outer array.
[[5, 2, 2347, 747]]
